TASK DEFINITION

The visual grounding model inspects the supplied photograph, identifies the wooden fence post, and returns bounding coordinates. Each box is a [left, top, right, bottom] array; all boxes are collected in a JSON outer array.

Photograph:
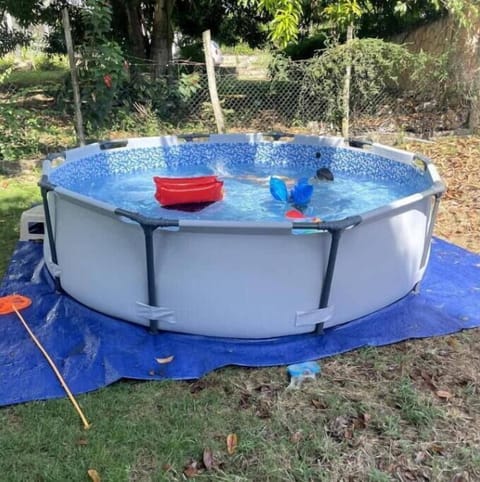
[[62, 6, 86, 146], [202, 30, 225, 133], [342, 24, 354, 140]]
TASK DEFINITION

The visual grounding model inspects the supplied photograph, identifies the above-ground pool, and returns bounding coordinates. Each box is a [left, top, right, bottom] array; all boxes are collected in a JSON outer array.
[[40, 133, 445, 338]]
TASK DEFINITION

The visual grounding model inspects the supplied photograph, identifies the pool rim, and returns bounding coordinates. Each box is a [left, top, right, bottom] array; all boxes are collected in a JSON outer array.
[[40, 133, 445, 233]]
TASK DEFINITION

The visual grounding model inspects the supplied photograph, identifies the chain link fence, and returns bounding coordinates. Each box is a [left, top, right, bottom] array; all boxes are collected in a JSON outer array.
[[146, 61, 469, 137], [0, 58, 470, 141]]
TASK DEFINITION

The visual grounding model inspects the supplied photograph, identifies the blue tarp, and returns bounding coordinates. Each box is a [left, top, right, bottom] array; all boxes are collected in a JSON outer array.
[[0, 238, 479, 406]]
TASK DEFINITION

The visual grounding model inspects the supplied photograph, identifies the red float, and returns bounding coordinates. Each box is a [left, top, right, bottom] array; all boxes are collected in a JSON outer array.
[[153, 175, 224, 206]]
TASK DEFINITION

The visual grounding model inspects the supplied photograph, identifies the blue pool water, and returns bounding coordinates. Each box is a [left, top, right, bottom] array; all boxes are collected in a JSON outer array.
[[77, 164, 421, 222], [50, 143, 432, 222]]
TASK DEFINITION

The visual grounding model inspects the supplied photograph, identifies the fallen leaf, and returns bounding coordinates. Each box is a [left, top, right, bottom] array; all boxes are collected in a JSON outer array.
[[87, 469, 101, 482], [446, 337, 460, 349], [238, 392, 252, 409], [255, 399, 272, 419], [353, 412, 371, 429], [415, 451, 428, 463], [311, 398, 328, 409], [328, 415, 353, 440], [156, 355, 174, 364], [189, 379, 209, 393], [183, 460, 200, 478], [419, 369, 437, 391], [403, 470, 416, 480], [161, 463, 173, 471], [428, 443, 445, 455], [290, 431, 302, 443], [76, 438, 88, 446], [436, 390, 453, 400], [203, 448, 214, 470], [226, 433, 238, 455], [451, 471, 469, 482]]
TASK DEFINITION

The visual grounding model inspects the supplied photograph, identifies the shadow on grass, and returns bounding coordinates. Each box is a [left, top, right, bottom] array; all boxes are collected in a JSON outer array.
[[0, 160, 44, 178]]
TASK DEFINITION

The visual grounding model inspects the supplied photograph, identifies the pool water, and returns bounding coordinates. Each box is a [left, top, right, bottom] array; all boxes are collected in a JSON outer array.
[[80, 163, 423, 222]]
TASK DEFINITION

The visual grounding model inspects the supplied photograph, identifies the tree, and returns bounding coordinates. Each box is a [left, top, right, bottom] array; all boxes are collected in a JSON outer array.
[[250, 0, 479, 46], [1, 0, 476, 73]]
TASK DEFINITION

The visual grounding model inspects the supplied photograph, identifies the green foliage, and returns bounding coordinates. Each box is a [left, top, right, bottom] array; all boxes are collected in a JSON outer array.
[[282, 33, 328, 60], [174, 0, 269, 49], [368, 468, 393, 482], [221, 42, 263, 55], [0, 0, 45, 27], [409, 48, 471, 107], [0, 105, 42, 161], [248, 0, 479, 46], [0, 93, 75, 162], [323, 0, 362, 29], [178, 41, 204, 63], [0, 25, 31, 56], [269, 38, 413, 126], [393, 378, 441, 428], [0, 66, 11, 84], [74, 0, 128, 131], [67, 0, 206, 132], [242, 0, 303, 47]]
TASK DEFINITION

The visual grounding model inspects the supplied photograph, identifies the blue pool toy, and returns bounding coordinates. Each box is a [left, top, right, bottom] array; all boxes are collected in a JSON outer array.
[[269, 176, 314, 208], [290, 178, 313, 207], [269, 176, 289, 202]]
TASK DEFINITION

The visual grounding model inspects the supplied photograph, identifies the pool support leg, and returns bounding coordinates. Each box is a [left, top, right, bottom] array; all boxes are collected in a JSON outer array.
[[316, 229, 343, 334], [39, 177, 62, 293], [294, 216, 362, 336], [142, 224, 160, 334], [115, 209, 180, 334]]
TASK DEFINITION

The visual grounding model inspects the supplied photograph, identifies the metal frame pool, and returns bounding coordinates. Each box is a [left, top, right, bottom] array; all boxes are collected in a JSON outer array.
[[40, 133, 445, 338]]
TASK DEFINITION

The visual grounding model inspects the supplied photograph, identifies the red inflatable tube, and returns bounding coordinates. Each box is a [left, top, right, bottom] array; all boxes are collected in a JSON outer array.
[[153, 176, 224, 206]]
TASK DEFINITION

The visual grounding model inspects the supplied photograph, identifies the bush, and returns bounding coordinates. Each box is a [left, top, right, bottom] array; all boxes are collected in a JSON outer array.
[[269, 38, 413, 126], [282, 33, 328, 60], [0, 25, 31, 57]]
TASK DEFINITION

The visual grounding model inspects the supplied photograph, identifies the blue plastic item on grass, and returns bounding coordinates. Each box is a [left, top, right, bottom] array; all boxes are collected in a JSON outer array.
[[287, 361, 321, 389]]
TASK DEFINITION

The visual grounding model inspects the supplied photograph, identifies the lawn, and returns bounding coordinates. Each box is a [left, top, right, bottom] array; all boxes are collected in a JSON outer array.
[[0, 77, 479, 481]]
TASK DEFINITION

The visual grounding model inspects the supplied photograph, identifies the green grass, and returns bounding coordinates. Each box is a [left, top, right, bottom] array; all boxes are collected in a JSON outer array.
[[392, 378, 441, 429], [5, 69, 68, 87], [0, 175, 41, 275]]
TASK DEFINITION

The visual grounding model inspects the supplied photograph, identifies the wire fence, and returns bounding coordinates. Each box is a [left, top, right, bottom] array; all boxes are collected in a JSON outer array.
[[0, 59, 470, 139], [145, 63, 469, 137]]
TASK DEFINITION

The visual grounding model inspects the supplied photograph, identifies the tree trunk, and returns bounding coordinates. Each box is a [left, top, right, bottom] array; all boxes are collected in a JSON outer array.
[[150, 0, 174, 78], [125, 0, 146, 59]]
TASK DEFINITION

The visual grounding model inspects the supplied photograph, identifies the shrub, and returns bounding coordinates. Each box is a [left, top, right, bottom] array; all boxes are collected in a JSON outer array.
[[269, 38, 413, 127], [282, 33, 328, 60], [0, 25, 31, 57]]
